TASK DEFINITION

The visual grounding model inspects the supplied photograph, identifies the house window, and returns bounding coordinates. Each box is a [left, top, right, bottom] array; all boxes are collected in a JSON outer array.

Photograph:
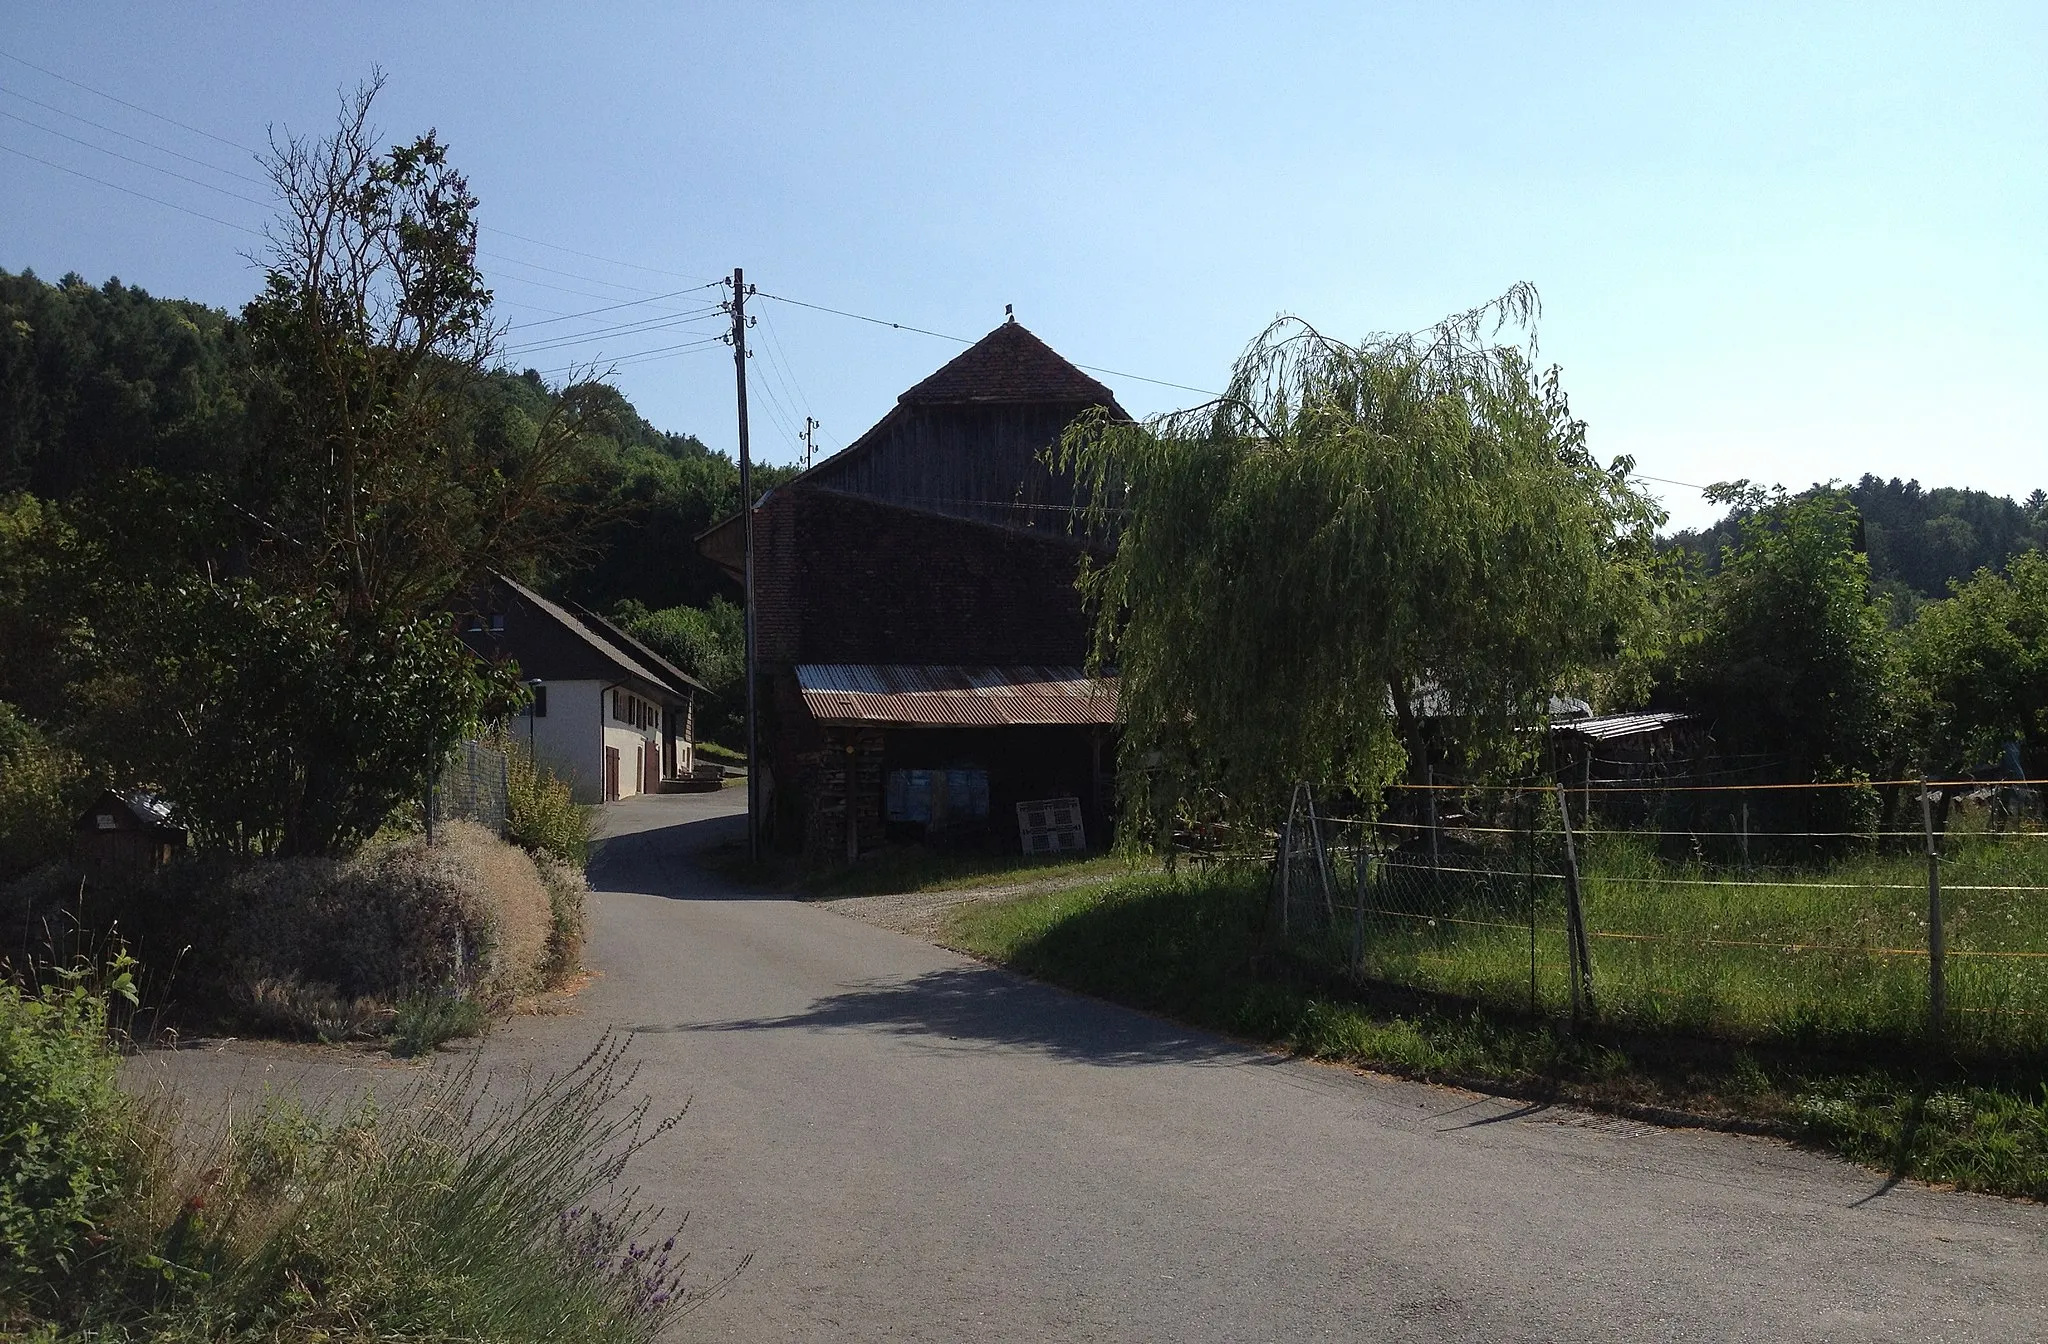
[[489, 613, 505, 633]]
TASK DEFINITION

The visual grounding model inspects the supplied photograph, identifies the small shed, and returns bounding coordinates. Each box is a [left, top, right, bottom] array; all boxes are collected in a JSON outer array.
[[73, 791, 186, 875]]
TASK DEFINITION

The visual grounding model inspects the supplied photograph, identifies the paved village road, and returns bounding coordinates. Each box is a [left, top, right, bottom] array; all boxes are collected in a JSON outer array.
[[131, 791, 2048, 1342]]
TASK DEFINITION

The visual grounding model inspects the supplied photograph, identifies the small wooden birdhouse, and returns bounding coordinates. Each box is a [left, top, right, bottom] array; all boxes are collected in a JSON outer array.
[[73, 791, 186, 876]]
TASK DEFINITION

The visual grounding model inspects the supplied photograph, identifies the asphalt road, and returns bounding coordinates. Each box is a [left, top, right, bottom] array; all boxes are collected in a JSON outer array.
[[132, 790, 2048, 1342]]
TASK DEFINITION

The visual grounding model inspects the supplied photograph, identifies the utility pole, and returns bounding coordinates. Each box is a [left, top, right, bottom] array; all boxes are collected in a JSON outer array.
[[725, 268, 760, 861], [801, 416, 820, 471]]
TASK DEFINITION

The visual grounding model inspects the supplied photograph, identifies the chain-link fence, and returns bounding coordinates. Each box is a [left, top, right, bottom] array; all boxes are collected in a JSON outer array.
[[1270, 777, 2048, 1054], [429, 738, 510, 835]]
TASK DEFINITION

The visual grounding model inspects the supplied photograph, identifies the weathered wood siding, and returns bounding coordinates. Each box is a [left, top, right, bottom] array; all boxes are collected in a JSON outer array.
[[806, 401, 1096, 532]]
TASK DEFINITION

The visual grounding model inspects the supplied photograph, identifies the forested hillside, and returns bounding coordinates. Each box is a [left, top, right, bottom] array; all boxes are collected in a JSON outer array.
[[1666, 474, 2048, 607], [0, 266, 785, 615]]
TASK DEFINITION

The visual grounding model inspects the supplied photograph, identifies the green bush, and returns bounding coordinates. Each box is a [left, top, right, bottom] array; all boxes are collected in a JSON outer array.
[[0, 702, 86, 882], [505, 736, 598, 867], [391, 989, 491, 1056], [612, 597, 743, 744], [0, 956, 134, 1305]]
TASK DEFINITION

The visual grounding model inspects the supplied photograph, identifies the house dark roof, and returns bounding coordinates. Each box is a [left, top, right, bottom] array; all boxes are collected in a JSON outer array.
[[569, 603, 708, 696], [899, 320, 1119, 408], [74, 790, 185, 839], [489, 573, 701, 700]]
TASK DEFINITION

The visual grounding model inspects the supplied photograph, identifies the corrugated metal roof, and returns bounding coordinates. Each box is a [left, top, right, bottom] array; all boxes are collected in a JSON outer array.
[[796, 664, 1118, 726], [1554, 710, 1692, 742]]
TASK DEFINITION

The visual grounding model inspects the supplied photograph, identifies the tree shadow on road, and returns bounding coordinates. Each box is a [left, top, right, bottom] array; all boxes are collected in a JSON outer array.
[[636, 964, 1270, 1070], [589, 811, 770, 901]]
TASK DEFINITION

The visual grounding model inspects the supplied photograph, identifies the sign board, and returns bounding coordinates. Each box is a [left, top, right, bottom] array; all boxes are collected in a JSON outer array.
[[1017, 797, 1086, 855]]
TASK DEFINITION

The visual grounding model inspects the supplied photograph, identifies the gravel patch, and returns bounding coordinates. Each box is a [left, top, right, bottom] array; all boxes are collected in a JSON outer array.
[[815, 874, 1095, 942]]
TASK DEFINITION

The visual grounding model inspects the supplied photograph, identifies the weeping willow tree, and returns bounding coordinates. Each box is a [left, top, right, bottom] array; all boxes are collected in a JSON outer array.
[[1060, 285, 1661, 839]]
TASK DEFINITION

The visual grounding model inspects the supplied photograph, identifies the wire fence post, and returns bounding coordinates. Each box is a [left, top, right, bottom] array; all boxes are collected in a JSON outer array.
[[1582, 750, 1593, 830], [1739, 796, 1750, 874], [1278, 784, 1300, 940], [1306, 787, 1336, 923], [1921, 777, 1946, 1039], [1351, 822, 1368, 980], [1524, 790, 1538, 1014], [1425, 764, 1440, 904], [1555, 783, 1595, 1024]]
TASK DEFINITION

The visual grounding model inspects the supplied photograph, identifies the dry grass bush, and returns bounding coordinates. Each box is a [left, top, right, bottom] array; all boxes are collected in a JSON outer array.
[[537, 855, 590, 987], [117, 823, 558, 1035], [231, 974, 394, 1042], [430, 820, 552, 998]]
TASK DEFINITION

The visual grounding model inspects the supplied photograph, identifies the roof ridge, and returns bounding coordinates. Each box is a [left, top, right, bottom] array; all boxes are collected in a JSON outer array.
[[897, 320, 1119, 408]]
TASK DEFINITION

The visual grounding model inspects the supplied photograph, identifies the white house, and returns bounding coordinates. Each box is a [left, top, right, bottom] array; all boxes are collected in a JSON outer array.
[[461, 575, 707, 804]]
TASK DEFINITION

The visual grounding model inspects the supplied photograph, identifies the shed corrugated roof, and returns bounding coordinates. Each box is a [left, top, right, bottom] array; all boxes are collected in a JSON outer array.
[[1554, 711, 1692, 742], [898, 321, 1118, 407], [796, 664, 1118, 726]]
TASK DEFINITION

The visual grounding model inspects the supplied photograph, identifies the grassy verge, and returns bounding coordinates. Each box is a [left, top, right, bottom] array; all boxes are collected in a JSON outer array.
[[944, 869, 2048, 1202], [1336, 829, 2048, 1055], [713, 841, 1146, 900]]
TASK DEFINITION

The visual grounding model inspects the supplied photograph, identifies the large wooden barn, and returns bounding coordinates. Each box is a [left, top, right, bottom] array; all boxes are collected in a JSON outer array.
[[698, 318, 1124, 857]]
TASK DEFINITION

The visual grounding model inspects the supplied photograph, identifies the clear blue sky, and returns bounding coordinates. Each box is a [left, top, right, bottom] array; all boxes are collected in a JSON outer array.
[[3, 4, 2041, 529]]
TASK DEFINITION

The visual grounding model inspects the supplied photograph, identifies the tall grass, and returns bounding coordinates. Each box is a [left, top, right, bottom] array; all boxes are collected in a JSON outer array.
[[7, 978, 734, 1341], [1309, 827, 2048, 1057]]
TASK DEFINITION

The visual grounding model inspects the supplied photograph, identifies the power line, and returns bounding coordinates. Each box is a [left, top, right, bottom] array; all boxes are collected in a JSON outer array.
[[0, 107, 271, 207], [1, 48, 732, 309], [503, 283, 725, 331], [755, 309, 823, 453], [502, 310, 724, 358], [531, 333, 726, 379], [751, 289, 1223, 399], [477, 225, 720, 285], [0, 48, 259, 153], [2, 49, 1231, 411], [477, 249, 690, 297], [753, 289, 971, 345], [0, 140, 261, 236], [501, 306, 723, 352], [0, 84, 267, 185]]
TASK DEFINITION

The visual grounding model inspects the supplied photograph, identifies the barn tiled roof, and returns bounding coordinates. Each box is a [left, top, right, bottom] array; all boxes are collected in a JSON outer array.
[[899, 320, 1118, 407]]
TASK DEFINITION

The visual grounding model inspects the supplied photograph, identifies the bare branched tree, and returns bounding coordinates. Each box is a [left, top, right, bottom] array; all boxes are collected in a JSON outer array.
[[243, 71, 605, 621]]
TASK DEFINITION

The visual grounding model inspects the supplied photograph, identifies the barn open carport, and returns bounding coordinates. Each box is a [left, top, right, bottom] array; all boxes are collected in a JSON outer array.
[[793, 663, 1117, 859]]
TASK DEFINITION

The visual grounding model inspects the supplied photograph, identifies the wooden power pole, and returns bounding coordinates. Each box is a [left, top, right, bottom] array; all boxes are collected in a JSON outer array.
[[727, 268, 760, 861]]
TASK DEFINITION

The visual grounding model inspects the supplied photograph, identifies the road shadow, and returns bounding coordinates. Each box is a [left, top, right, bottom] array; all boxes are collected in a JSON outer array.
[[641, 963, 1263, 1069], [589, 808, 775, 902]]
